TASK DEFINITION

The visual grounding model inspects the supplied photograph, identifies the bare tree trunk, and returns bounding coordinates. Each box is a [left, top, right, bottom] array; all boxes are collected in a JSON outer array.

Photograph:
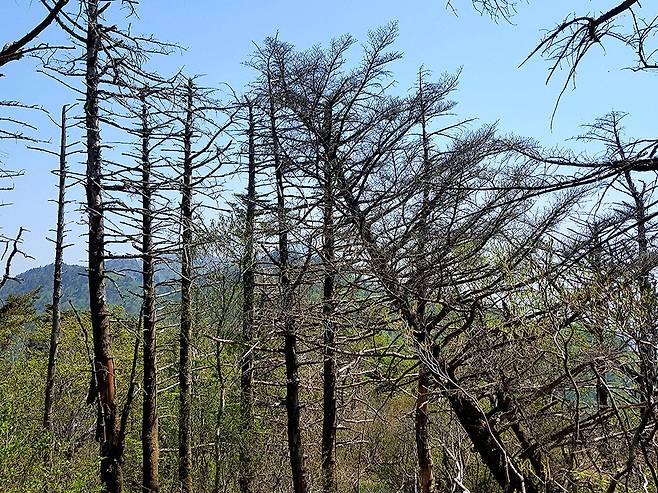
[[320, 105, 337, 493], [238, 98, 256, 493], [43, 104, 68, 438], [178, 77, 194, 493], [141, 94, 160, 493], [84, 1, 122, 491], [268, 82, 308, 493]]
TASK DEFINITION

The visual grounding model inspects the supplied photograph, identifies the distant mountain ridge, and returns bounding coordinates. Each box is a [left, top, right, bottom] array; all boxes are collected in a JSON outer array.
[[0, 259, 174, 315]]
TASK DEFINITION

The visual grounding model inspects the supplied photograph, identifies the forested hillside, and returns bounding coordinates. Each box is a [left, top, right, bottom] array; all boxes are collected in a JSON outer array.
[[0, 260, 152, 314], [1, 1, 657, 493]]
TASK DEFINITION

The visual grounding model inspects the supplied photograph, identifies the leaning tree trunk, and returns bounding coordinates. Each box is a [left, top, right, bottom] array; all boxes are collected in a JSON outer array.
[[140, 94, 160, 493], [268, 83, 308, 493], [84, 0, 122, 491], [238, 98, 256, 493], [178, 78, 194, 493], [43, 104, 68, 439], [336, 173, 543, 493], [320, 105, 338, 493]]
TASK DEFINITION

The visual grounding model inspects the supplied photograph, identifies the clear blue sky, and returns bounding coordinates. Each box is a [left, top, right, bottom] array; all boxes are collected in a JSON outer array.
[[1, 0, 654, 271]]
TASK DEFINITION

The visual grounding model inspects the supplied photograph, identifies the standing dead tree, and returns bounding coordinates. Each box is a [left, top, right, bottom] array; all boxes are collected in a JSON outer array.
[[43, 104, 71, 438], [238, 96, 257, 493], [83, 3, 121, 489], [167, 76, 233, 493], [95, 73, 183, 493], [178, 77, 195, 493], [248, 39, 317, 493], [268, 63, 309, 493], [139, 88, 159, 493]]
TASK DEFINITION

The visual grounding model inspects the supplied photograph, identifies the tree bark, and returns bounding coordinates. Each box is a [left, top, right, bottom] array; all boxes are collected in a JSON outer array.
[[43, 104, 67, 437], [178, 77, 194, 493], [84, 1, 122, 490], [238, 98, 256, 493], [141, 94, 160, 493]]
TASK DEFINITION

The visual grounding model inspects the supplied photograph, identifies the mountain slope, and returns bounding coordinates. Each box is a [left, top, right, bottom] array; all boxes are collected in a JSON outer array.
[[0, 259, 154, 315]]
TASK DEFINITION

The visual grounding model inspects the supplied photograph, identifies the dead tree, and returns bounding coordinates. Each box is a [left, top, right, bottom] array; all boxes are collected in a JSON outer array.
[[413, 69, 434, 493], [179, 77, 194, 493], [238, 96, 257, 493], [171, 75, 232, 493], [269, 74, 309, 493], [140, 90, 160, 493], [83, 2, 123, 490], [43, 104, 70, 436], [249, 41, 311, 492], [319, 102, 338, 493]]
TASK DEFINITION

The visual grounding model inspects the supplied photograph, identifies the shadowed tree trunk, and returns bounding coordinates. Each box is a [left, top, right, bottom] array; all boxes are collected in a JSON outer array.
[[84, 0, 122, 491], [179, 77, 194, 493], [140, 92, 160, 493], [43, 104, 68, 439], [238, 98, 256, 493]]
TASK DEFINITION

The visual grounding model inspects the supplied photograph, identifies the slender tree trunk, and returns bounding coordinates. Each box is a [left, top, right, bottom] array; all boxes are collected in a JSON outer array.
[[43, 104, 68, 438], [85, 1, 122, 491], [178, 78, 194, 493], [415, 72, 434, 493], [320, 105, 337, 493], [238, 99, 256, 493], [268, 82, 308, 493], [141, 94, 160, 493]]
